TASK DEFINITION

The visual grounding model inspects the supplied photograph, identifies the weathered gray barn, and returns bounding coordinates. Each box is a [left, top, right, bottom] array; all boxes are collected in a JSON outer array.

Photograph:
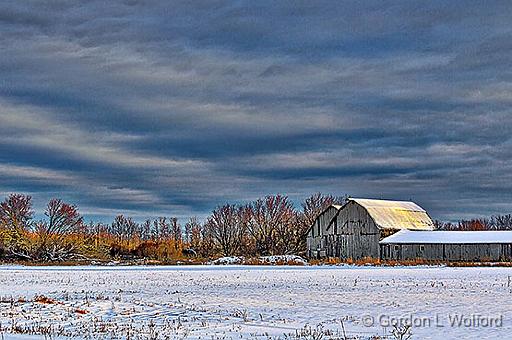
[[380, 230, 512, 262], [306, 204, 342, 257], [307, 198, 434, 260]]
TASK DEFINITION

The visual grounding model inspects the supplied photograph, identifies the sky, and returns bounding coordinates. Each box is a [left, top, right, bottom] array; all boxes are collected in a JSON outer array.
[[1, 1, 511, 222]]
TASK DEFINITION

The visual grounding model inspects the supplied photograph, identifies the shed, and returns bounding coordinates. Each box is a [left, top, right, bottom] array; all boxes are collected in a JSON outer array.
[[380, 229, 512, 262]]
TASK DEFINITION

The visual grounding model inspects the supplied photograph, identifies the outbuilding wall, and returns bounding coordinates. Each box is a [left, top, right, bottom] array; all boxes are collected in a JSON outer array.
[[381, 243, 512, 262]]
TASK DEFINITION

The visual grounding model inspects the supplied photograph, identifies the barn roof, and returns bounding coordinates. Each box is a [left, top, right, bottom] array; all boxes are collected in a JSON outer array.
[[349, 198, 434, 231], [380, 229, 512, 244]]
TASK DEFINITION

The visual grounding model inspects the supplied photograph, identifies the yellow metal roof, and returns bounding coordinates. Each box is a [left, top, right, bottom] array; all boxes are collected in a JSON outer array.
[[350, 198, 434, 231]]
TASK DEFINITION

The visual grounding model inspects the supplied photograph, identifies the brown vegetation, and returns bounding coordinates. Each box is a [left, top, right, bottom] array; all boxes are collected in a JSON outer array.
[[34, 295, 59, 304], [0, 192, 344, 263]]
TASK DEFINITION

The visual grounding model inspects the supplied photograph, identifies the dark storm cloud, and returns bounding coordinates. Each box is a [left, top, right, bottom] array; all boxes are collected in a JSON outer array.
[[0, 0, 511, 221]]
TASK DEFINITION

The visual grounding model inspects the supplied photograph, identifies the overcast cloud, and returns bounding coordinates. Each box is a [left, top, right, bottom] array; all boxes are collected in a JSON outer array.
[[1, 1, 511, 221]]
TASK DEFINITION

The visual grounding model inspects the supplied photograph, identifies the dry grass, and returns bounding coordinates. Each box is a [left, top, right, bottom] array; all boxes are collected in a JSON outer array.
[[34, 295, 60, 304], [74, 308, 88, 314], [309, 257, 344, 265]]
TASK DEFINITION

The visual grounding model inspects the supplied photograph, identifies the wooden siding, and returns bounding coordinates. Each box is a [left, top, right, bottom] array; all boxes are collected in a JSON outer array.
[[306, 206, 340, 258], [381, 243, 512, 262], [324, 201, 381, 260]]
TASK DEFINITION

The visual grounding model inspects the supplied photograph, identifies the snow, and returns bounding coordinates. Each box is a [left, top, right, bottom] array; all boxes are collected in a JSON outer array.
[[1, 265, 511, 339], [211, 256, 245, 265], [211, 255, 307, 265], [380, 229, 512, 244], [258, 255, 308, 265]]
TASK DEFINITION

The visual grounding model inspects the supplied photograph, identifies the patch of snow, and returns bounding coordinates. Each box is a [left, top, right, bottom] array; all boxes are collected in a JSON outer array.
[[0, 266, 511, 339], [258, 255, 308, 265], [210, 255, 307, 265], [381, 229, 512, 244], [211, 256, 245, 265]]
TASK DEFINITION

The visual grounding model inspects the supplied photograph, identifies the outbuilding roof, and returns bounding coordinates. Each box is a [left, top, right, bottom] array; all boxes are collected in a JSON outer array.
[[380, 229, 512, 244], [350, 198, 434, 231]]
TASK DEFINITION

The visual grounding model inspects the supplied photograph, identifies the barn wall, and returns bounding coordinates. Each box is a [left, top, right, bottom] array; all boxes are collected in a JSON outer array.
[[306, 206, 340, 258], [380, 243, 512, 262], [323, 201, 380, 260]]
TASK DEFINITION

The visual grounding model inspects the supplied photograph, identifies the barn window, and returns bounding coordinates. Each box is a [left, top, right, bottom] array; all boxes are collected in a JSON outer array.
[[419, 245, 425, 252], [394, 245, 400, 251]]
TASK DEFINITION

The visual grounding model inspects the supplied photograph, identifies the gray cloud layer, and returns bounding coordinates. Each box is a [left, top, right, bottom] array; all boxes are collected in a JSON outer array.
[[1, 1, 511, 221]]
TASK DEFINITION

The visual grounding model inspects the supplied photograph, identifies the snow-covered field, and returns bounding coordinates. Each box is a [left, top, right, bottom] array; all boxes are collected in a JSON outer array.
[[1, 265, 511, 339]]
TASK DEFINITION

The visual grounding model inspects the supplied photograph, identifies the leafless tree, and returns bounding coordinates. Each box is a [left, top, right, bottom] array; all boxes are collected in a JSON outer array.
[[458, 219, 490, 231], [170, 217, 182, 250], [0, 194, 33, 230], [110, 215, 139, 244], [154, 217, 171, 240], [87, 221, 108, 249], [199, 219, 215, 257], [206, 204, 247, 256], [35, 199, 84, 261], [248, 195, 296, 255], [0, 194, 34, 259], [141, 219, 152, 240], [185, 217, 202, 247], [492, 214, 512, 230]]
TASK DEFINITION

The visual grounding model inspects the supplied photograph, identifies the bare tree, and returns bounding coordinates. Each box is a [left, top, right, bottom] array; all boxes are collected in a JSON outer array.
[[185, 217, 202, 247], [206, 204, 246, 256], [110, 215, 139, 244], [0, 194, 33, 230], [141, 219, 152, 240], [199, 219, 215, 257], [248, 195, 296, 255], [458, 219, 489, 231], [170, 217, 182, 250], [154, 217, 171, 240], [35, 199, 84, 261], [492, 214, 512, 230], [0, 194, 34, 259], [87, 222, 108, 249]]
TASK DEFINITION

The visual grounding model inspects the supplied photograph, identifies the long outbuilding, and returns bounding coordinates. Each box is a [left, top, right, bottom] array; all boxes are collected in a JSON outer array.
[[380, 229, 512, 262]]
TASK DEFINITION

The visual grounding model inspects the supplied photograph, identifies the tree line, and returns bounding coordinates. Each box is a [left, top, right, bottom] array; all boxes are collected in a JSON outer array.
[[0, 193, 345, 262], [2, 193, 511, 263], [435, 216, 512, 231]]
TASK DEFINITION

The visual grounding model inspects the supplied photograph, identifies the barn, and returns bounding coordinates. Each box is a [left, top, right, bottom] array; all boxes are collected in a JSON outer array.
[[380, 229, 512, 262], [306, 204, 342, 258], [307, 198, 434, 260]]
